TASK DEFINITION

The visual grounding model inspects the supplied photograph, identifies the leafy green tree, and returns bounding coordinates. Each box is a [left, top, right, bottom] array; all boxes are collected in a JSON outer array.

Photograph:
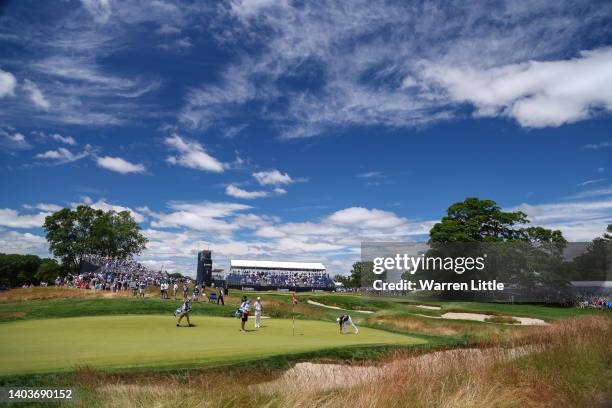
[[425, 198, 567, 299], [35, 259, 65, 283], [0, 253, 43, 287], [43, 205, 147, 271], [568, 225, 612, 281], [429, 197, 529, 242], [338, 261, 383, 288], [603, 224, 612, 242]]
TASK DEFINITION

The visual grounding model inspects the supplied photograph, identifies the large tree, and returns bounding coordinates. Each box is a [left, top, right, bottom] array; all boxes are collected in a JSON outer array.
[[425, 197, 567, 299], [568, 225, 612, 281], [429, 198, 528, 242], [43, 205, 147, 271], [0, 254, 66, 287]]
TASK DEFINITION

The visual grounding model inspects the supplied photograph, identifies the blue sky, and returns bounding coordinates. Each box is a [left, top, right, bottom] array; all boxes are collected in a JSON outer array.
[[1, 0, 611, 276]]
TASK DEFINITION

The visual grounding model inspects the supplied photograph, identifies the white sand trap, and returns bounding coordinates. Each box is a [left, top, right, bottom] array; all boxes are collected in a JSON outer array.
[[440, 312, 547, 326], [307, 300, 374, 314], [416, 304, 442, 310], [257, 347, 535, 393]]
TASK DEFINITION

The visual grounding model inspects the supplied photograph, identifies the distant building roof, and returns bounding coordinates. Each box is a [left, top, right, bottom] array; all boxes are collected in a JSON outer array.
[[570, 281, 612, 288], [230, 259, 326, 271]]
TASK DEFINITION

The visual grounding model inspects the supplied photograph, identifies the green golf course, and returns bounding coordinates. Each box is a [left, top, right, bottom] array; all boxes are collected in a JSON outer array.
[[0, 314, 427, 376]]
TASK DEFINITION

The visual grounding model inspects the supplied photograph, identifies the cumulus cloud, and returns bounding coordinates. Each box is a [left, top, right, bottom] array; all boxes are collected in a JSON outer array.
[[420, 48, 612, 127], [96, 155, 146, 174], [0, 208, 50, 228], [253, 169, 293, 186], [513, 198, 612, 241], [165, 133, 225, 173], [0, 230, 48, 256], [326, 207, 408, 229], [23, 203, 64, 212], [49, 133, 76, 145], [0, 128, 30, 150], [22, 79, 50, 110], [35, 146, 91, 164], [225, 185, 268, 199], [149, 201, 251, 232], [0, 68, 17, 98]]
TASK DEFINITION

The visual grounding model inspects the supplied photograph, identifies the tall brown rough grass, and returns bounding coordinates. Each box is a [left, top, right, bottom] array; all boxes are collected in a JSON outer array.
[[70, 316, 610, 408]]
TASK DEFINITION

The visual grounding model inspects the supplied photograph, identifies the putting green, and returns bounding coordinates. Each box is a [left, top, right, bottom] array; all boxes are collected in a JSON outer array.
[[0, 315, 426, 376]]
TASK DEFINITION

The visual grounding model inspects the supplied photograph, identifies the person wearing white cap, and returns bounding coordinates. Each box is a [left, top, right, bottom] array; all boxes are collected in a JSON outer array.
[[254, 297, 264, 329]]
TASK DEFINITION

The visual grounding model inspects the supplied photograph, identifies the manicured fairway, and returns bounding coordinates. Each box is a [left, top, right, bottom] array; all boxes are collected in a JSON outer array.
[[0, 315, 426, 376]]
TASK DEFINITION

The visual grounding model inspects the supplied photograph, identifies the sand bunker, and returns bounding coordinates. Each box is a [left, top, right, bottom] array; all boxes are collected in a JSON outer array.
[[415, 305, 442, 310], [257, 347, 535, 393], [411, 311, 546, 325], [307, 300, 374, 313], [439, 312, 547, 325]]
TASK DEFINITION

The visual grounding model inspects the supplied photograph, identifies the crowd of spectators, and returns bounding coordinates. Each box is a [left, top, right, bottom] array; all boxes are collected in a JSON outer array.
[[54, 254, 182, 292], [227, 269, 334, 289], [575, 294, 611, 309]]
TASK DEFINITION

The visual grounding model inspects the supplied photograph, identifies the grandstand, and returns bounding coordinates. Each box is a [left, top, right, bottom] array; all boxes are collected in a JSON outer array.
[[227, 260, 334, 291]]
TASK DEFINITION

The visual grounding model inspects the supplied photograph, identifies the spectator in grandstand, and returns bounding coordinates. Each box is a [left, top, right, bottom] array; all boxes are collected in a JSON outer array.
[[173, 282, 178, 300], [336, 315, 359, 334], [239, 296, 250, 332], [254, 297, 263, 329], [175, 299, 193, 327]]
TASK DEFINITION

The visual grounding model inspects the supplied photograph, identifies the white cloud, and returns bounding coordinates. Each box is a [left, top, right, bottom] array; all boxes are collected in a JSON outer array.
[[327, 207, 408, 229], [72, 198, 146, 223], [577, 178, 605, 187], [225, 184, 268, 199], [22, 79, 50, 110], [35, 146, 90, 164], [0, 231, 48, 256], [0, 129, 30, 150], [583, 139, 612, 150], [150, 201, 250, 232], [156, 24, 181, 35], [513, 198, 612, 241], [176, 1, 612, 137], [0, 68, 17, 98], [253, 169, 293, 186], [421, 47, 612, 128], [230, 0, 287, 20], [28, 203, 64, 212], [0, 208, 50, 228], [165, 133, 225, 173], [96, 155, 146, 174], [79, 0, 113, 23], [50, 133, 76, 145], [567, 185, 612, 200], [357, 171, 383, 178]]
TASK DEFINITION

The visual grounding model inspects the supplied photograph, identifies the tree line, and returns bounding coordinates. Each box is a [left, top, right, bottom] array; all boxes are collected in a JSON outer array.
[[336, 197, 611, 289], [1, 205, 147, 288]]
